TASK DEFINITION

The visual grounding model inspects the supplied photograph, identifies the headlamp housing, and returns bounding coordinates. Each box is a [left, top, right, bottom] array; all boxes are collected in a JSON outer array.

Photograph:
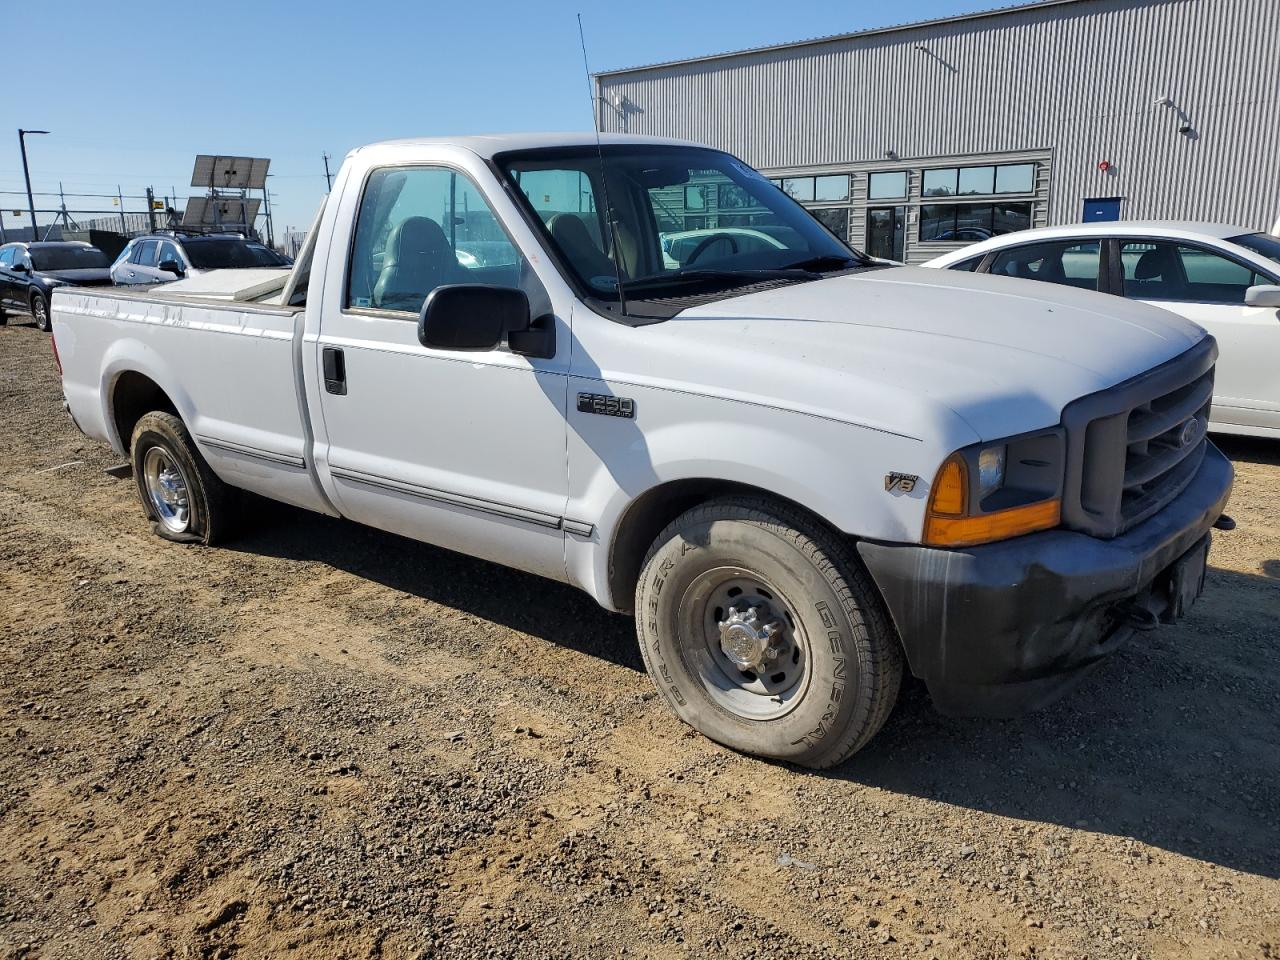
[[924, 427, 1065, 547]]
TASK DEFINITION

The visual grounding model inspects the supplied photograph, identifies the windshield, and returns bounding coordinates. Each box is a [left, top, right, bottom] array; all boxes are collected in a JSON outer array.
[[182, 238, 291, 270], [1228, 232, 1280, 272], [498, 145, 865, 314], [30, 246, 110, 271]]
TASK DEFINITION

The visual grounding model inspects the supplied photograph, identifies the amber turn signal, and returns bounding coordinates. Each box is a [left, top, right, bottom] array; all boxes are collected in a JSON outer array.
[[924, 455, 1060, 547]]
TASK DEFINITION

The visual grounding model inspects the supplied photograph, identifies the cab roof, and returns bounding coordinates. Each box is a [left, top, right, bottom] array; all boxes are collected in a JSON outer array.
[[361, 132, 706, 159]]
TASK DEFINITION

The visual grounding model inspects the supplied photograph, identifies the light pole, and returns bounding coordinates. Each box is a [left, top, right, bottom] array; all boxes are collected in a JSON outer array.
[[18, 129, 49, 241]]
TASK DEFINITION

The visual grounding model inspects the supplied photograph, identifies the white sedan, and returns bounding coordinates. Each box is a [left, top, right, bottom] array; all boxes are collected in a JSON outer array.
[[924, 222, 1280, 439]]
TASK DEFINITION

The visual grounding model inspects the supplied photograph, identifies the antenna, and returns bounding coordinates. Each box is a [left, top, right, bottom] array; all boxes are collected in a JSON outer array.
[[577, 13, 628, 317]]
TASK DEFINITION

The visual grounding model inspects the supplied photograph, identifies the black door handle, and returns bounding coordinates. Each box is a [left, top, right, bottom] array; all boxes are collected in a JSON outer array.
[[322, 347, 347, 395]]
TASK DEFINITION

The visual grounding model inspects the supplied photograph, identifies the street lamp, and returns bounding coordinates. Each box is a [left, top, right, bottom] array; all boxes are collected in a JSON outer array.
[[18, 129, 49, 241]]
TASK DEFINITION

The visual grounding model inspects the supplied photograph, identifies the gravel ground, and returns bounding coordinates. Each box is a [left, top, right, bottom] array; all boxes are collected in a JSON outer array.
[[1, 316, 1278, 960]]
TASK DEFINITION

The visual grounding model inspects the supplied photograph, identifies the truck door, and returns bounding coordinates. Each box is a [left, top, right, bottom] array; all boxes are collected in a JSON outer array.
[[312, 163, 571, 581]]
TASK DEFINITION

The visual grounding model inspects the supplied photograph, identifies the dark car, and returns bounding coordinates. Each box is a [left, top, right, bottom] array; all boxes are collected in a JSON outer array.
[[0, 241, 114, 331], [110, 232, 292, 286]]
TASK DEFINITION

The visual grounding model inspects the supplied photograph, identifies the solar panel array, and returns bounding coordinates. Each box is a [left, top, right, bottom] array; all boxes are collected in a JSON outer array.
[[181, 196, 262, 228], [190, 155, 271, 190]]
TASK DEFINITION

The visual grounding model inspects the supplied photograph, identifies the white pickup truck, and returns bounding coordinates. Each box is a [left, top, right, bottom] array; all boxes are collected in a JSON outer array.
[[54, 134, 1233, 768]]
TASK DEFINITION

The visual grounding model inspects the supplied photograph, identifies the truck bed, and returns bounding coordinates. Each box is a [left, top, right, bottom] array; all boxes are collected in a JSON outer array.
[[54, 286, 330, 516]]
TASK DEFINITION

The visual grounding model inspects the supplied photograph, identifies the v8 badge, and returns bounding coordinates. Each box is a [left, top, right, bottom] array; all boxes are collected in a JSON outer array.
[[884, 472, 918, 493]]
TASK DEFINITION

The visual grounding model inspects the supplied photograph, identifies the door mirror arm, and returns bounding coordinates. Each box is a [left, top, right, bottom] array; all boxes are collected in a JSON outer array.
[[507, 313, 556, 359]]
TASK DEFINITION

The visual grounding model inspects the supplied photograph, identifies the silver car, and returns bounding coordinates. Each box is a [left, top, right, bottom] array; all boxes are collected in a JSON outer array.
[[110, 233, 291, 286]]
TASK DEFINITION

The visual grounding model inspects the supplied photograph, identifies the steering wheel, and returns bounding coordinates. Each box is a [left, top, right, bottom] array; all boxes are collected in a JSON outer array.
[[684, 232, 740, 266]]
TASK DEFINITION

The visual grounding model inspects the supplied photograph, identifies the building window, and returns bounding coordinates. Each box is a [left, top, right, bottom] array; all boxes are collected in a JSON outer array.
[[919, 202, 1033, 242], [958, 166, 995, 195], [810, 207, 849, 239], [814, 174, 849, 202], [867, 171, 907, 200], [865, 171, 906, 199], [924, 163, 1037, 198], [782, 176, 816, 202], [684, 184, 707, 210], [718, 183, 753, 209], [995, 164, 1035, 194]]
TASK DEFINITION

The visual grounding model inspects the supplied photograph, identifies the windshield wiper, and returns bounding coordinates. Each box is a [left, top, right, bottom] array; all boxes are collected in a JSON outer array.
[[776, 254, 862, 273], [620, 267, 819, 293]]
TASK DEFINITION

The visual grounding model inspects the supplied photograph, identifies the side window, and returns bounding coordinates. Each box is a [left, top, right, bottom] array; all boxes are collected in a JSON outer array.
[[160, 242, 183, 266], [0, 247, 13, 267], [346, 166, 523, 314], [988, 240, 1101, 290], [133, 240, 159, 267], [1118, 240, 1258, 302], [1120, 241, 1176, 299], [950, 255, 984, 272], [1176, 244, 1257, 304]]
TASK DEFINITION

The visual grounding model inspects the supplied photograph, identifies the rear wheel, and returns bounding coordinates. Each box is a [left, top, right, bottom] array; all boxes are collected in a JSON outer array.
[[130, 411, 231, 545], [635, 496, 903, 769], [30, 291, 50, 332]]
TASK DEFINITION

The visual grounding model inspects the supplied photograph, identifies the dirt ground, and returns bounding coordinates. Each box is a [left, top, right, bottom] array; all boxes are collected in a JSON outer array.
[[1, 315, 1278, 960]]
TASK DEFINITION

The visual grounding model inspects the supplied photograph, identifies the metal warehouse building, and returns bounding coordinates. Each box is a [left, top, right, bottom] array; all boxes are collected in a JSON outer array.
[[593, 0, 1279, 264]]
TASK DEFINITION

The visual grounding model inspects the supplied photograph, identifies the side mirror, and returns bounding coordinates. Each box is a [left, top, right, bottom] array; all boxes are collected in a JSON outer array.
[[1245, 284, 1280, 308], [158, 259, 184, 276], [418, 284, 531, 352], [11, 261, 28, 273]]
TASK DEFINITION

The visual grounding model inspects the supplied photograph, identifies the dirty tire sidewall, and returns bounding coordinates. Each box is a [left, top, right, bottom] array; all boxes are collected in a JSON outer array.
[[31, 292, 50, 332], [636, 498, 901, 768], [130, 411, 226, 545]]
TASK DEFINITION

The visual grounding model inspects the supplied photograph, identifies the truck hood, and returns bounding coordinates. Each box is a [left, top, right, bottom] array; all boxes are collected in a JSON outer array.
[[658, 265, 1207, 443]]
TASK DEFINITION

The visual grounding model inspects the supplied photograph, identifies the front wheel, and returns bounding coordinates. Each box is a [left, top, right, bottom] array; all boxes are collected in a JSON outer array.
[[130, 411, 231, 544], [635, 497, 903, 769], [30, 291, 50, 332]]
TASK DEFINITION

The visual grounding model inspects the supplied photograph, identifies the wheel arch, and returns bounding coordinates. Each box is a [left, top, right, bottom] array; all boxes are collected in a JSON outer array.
[[108, 369, 180, 455], [605, 478, 845, 615], [98, 339, 197, 456]]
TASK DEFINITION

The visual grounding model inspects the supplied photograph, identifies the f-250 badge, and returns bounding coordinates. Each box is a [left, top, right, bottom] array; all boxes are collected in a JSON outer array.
[[884, 472, 918, 493], [578, 393, 635, 419]]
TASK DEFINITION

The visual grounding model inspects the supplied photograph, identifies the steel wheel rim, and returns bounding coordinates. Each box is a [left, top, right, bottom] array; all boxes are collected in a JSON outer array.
[[142, 446, 191, 533], [677, 566, 810, 721]]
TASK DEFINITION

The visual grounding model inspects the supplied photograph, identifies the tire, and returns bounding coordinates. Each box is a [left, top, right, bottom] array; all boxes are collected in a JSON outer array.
[[130, 411, 231, 545], [30, 291, 50, 332], [635, 496, 903, 769]]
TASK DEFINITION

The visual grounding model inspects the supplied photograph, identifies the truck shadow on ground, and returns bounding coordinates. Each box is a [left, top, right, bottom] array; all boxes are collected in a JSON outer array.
[[1212, 434, 1280, 467], [230, 498, 645, 673], [231, 501, 1280, 880], [831, 562, 1280, 880]]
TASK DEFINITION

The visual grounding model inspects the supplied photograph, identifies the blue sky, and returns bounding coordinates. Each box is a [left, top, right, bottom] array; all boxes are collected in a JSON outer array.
[[8, 0, 997, 236]]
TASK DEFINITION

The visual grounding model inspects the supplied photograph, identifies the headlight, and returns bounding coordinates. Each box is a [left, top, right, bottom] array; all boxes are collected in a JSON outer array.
[[977, 445, 1006, 498], [924, 430, 1064, 547]]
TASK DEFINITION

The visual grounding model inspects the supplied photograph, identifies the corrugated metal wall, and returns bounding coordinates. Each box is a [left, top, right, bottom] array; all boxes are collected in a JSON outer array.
[[596, 0, 1280, 245]]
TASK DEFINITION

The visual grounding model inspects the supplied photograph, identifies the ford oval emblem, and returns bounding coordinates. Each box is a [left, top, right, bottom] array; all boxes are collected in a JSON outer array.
[[1178, 418, 1201, 448]]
